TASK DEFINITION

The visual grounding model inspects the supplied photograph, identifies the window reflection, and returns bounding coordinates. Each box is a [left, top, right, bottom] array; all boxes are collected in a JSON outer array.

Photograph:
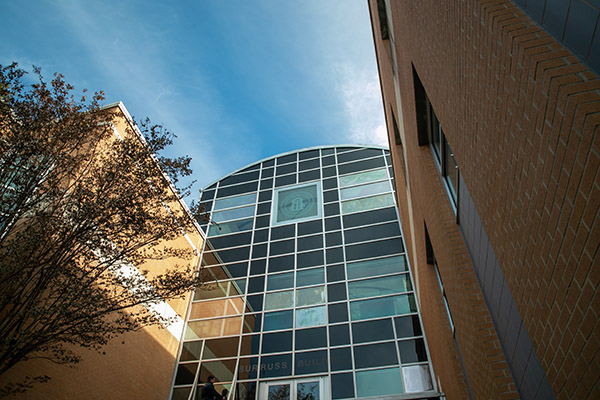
[[184, 317, 242, 340], [355, 367, 404, 397], [341, 193, 395, 214], [350, 294, 417, 321], [296, 286, 325, 306], [346, 255, 407, 279], [348, 274, 411, 300], [296, 306, 326, 328], [339, 168, 388, 187], [265, 290, 294, 311]]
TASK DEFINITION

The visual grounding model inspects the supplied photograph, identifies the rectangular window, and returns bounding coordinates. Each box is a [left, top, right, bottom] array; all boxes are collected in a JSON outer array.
[[414, 67, 460, 211], [272, 182, 322, 225]]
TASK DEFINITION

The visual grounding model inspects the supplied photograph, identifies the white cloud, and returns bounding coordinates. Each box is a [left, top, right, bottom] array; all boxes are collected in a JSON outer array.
[[335, 63, 389, 147]]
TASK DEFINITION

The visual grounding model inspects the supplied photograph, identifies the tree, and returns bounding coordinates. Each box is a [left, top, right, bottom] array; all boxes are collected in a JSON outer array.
[[0, 63, 203, 394]]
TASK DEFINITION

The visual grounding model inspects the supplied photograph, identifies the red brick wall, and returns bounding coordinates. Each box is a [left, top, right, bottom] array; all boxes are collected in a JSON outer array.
[[369, 0, 599, 399]]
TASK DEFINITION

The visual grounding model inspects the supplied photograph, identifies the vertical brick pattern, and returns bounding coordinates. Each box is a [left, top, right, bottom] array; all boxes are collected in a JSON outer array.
[[370, 0, 599, 399]]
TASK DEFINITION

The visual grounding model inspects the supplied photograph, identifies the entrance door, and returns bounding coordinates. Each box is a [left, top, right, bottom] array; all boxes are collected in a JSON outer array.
[[259, 377, 328, 400]]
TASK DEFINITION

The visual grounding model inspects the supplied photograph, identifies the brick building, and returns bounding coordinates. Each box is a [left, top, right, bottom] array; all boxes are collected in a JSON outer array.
[[1, 103, 203, 399], [368, 0, 599, 399]]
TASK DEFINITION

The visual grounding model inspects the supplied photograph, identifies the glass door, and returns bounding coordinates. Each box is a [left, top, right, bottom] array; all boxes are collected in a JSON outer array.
[[259, 377, 327, 400]]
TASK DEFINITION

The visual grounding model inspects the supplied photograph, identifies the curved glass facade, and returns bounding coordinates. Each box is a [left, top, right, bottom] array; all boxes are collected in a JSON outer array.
[[171, 146, 438, 400]]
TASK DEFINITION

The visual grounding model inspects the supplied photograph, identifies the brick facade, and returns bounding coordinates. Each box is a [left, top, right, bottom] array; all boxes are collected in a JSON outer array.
[[369, 0, 600, 399]]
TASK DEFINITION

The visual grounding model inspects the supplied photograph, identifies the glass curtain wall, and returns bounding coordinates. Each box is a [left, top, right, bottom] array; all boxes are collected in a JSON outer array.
[[170, 146, 439, 400]]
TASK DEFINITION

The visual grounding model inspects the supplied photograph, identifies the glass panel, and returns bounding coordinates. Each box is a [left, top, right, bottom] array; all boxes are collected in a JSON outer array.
[[180, 341, 203, 361], [203, 337, 239, 359], [262, 331, 293, 353], [341, 193, 394, 214], [354, 342, 398, 368], [240, 335, 261, 356], [295, 327, 327, 350], [267, 272, 294, 291], [184, 317, 242, 340], [295, 350, 328, 375], [274, 183, 320, 224], [348, 274, 411, 300], [208, 218, 254, 236], [214, 193, 257, 211], [352, 319, 394, 344], [402, 364, 434, 393], [394, 315, 422, 338], [331, 373, 355, 399], [174, 362, 198, 385], [189, 298, 245, 319], [260, 354, 293, 378], [443, 139, 458, 204], [171, 387, 192, 400], [340, 180, 391, 200], [297, 381, 320, 400], [296, 286, 325, 306], [330, 347, 353, 371], [263, 310, 293, 331], [268, 384, 290, 400], [350, 294, 417, 321], [199, 359, 236, 383], [296, 306, 327, 328], [328, 303, 348, 324], [355, 367, 404, 397], [265, 290, 294, 311], [398, 338, 428, 363], [212, 205, 255, 223], [347, 255, 407, 279], [235, 381, 257, 400], [329, 324, 351, 346], [296, 268, 324, 287], [339, 167, 388, 187], [237, 357, 259, 380]]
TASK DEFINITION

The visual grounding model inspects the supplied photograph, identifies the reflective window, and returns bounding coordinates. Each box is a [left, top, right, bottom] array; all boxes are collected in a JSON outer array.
[[330, 347, 352, 371], [296, 306, 326, 328], [352, 318, 394, 344], [348, 274, 411, 300], [344, 222, 401, 244], [355, 367, 404, 397], [350, 294, 417, 321], [345, 238, 404, 262], [295, 327, 327, 350], [354, 341, 398, 368], [208, 218, 253, 236], [184, 317, 242, 340], [199, 359, 236, 384], [341, 193, 395, 214], [263, 310, 293, 331], [339, 167, 388, 187], [203, 337, 239, 359], [398, 338, 428, 363], [347, 255, 407, 280], [212, 205, 255, 223], [180, 341, 203, 361], [296, 268, 324, 287], [329, 324, 350, 346], [295, 350, 328, 375], [395, 315, 422, 338], [175, 363, 198, 385], [267, 272, 294, 291], [213, 193, 257, 211], [327, 303, 348, 325], [265, 290, 294, 311], [340, 180, 391, 200], [260, 354, 293, 378], [331, 373, 355, 399], [296, 286, 325, 307], [262, 331, 292, 353]]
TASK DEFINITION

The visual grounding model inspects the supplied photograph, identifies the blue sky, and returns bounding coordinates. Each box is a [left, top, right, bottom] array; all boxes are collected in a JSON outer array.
[[0, 0, 387, 197]]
